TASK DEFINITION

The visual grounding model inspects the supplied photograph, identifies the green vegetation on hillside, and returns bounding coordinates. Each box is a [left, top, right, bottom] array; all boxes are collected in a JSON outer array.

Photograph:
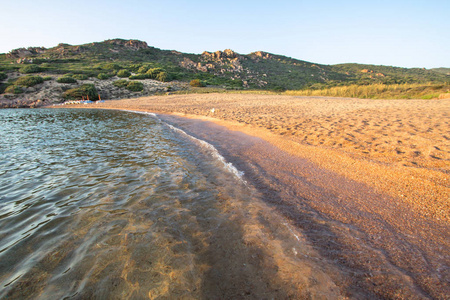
[[19, 64, 42, 74], [113, 79, 144, 92], [72, 74, 88, 80], [117, 69, 131, 78], [56, 76, 77, 83], [15, 75, 45, 87], [63, 84, 98, 100], [5, 85, 23, 94], [285, 83, 450, 99], [0, 38, 448, 98], [432, 68, 450, 75], [126, 81, 144, 92], [190, 79, 206, 87]]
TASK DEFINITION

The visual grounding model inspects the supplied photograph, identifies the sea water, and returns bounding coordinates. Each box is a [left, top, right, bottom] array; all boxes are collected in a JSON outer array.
[[0, 108, 341, 299]]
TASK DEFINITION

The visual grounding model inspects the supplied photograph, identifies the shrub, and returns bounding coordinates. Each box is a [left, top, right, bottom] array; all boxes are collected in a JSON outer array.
[[138, 65, 150, 73], [126, 81, 144, 92], [5, 85, 23, 94], [146, 68, 163, 79], [272, 85, 286, 93], [190, 79, 206, 87], [73, 74, 88, 80], [63, 84, 98, 99], [0, 83, 7, 94], [15, 75, 44, 87], [113, 79, 144, 91], [102, 63, 121, 70], [113, 79, 129, 88], [57, 76, 77, 83], [43, 76, 52, 81], [117, 69, 131, 78], [128, 64, 143, 73], [19, 64, 41, 74], [0, 72, 6, 82], [129, 74, 149, 80], [156, 72, 169, 82], [97, 73, 112, 80]]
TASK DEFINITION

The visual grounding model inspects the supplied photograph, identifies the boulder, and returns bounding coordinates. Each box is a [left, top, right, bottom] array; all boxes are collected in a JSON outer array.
[[6, 47, 46, 58], [251, 51, 272, 59]]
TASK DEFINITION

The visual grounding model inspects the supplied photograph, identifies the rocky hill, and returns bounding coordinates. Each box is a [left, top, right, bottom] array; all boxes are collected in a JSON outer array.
[[0, 39, 448, 107]]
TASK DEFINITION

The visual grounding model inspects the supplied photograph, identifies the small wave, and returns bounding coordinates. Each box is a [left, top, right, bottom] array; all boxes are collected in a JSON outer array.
[[123, 110, 158, 118], [166, 124, 246, 182], [122, 110, 245, 182]]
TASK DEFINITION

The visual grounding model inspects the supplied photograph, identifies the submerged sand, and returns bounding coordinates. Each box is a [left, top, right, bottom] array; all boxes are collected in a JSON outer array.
[[59, 94, 449, 298]]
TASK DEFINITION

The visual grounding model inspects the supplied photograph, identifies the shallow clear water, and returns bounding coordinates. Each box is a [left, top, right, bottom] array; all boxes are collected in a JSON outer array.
[[0, 108, 344, 299]]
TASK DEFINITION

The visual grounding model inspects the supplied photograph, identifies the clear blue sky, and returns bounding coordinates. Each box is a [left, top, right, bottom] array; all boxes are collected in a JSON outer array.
[[1, 0, 449, 68]]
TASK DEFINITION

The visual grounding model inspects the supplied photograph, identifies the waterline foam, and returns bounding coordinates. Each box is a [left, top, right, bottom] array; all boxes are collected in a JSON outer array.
[[124, 110, 246, 183]]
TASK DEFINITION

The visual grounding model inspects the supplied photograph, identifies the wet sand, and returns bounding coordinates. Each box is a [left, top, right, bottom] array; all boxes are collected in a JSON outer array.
[[58, 94, 449, 298]]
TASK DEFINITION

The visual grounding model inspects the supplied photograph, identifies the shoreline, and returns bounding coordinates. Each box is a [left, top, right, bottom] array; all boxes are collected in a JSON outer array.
[[50, 94, 449, 298], [54, 93, 449, 223]]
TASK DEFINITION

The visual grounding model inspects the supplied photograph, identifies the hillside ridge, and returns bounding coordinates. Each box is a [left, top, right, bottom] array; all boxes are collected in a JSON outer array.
[[0, 39, 448, 107]]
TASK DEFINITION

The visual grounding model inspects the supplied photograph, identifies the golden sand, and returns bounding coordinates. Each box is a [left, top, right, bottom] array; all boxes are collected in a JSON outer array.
[[66, 93, 449, 223]]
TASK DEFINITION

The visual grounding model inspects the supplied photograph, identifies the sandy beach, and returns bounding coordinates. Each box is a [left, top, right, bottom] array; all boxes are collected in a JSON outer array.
[[66, 93, 449, 221], [59, 94, 449, 298]]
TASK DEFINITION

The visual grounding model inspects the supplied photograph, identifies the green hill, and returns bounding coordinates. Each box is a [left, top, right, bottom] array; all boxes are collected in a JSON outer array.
[[431, 68, 450, 76], [0, 38, 449, 106]]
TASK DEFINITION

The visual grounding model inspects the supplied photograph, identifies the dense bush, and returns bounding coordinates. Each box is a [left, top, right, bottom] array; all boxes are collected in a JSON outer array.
[[102, 63, 121, 70], [63, 84, 98, 99], [125, 81, 144, 92], [15, 75, 44, 87], [19, 64, 41, 74], [146, 68, 163, 79], [127, 64, 142, 73], [113, 79, 129, 88], [113, 79, 144, 91], [156, 72, 169, 82], [73, 74, 88, 80], [0, 72, 6, 81], [138, 65, 150, 73], [5, 85, 23, 94], [0, 83, 7, 94], [57, 76, 77, 83], [43, 76, 52, 81], [129, 74, 149, 80], [117, 69, 131, 78], [97, 73, 112, 80], [190, 79, 206, 87]]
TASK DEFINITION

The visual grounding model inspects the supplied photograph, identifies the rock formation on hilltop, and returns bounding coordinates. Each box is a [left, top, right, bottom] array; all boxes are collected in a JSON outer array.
[[6, 47, 47, 59], [104, 39, 149, 50]]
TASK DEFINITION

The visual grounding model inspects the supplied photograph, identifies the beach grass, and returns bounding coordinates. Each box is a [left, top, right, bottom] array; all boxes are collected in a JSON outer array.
[[168, 83, 450, 99], [284, 83, 450, 99]]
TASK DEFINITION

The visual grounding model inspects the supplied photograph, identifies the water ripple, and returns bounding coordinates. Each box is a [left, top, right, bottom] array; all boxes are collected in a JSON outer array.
[[0, 108, 341, 299]]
